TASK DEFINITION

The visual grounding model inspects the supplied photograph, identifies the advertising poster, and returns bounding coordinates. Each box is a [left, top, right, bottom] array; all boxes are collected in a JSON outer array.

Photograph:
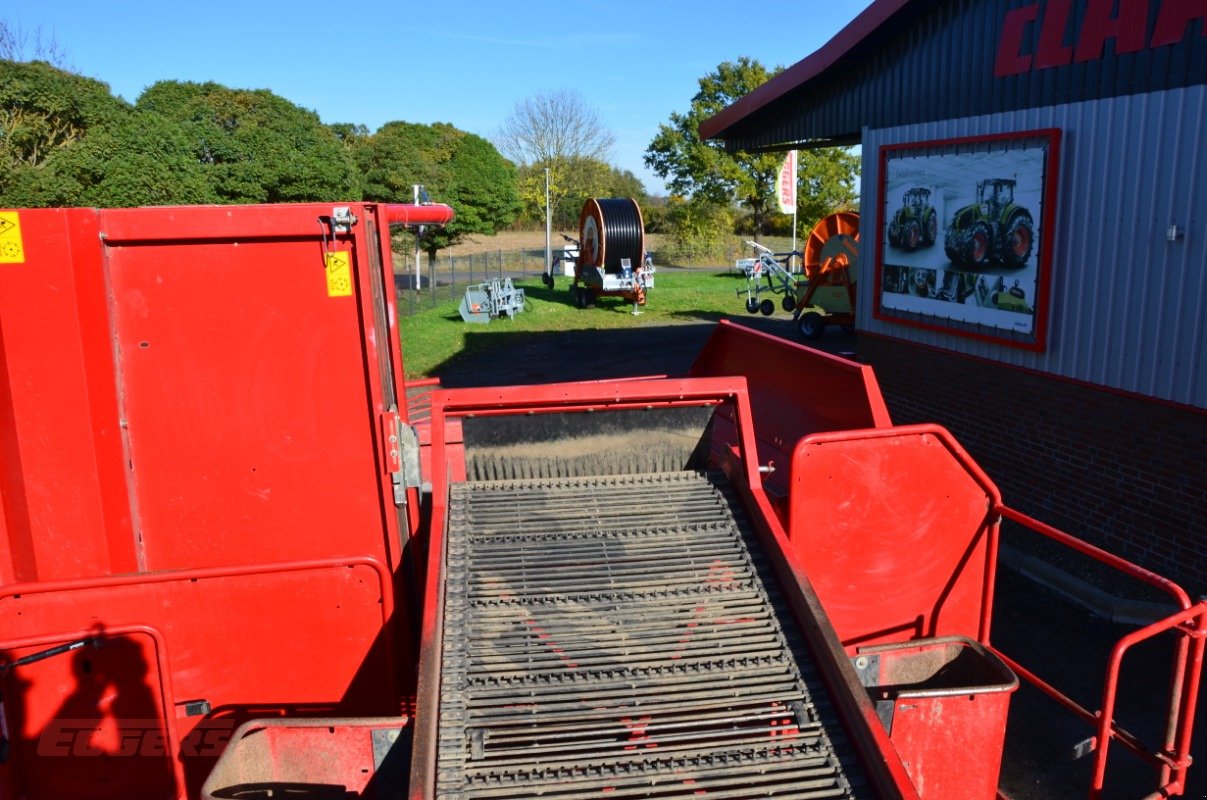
[[876, 131, 1059, 350]]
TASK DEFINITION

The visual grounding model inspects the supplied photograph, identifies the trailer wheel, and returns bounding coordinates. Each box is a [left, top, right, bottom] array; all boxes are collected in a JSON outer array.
[[781, 295, 797, 313], [798, 312, 825, 340], [745, 297, 759, 314], [541, 272, 554, 290], [572, 286, 584, 308], [759, 298, 775, 316]]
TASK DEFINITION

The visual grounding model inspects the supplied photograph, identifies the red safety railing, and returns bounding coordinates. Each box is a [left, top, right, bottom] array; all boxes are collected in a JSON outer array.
[[989, 505, 1206, 800]]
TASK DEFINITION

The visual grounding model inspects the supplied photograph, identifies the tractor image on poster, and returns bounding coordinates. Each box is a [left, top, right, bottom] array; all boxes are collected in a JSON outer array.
[[944, 178, 1034, 268], [887, 187, 937, 250]]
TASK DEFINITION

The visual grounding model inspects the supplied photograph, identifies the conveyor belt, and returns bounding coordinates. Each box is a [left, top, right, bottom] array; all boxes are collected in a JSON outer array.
[[437, 471, 868, 799]]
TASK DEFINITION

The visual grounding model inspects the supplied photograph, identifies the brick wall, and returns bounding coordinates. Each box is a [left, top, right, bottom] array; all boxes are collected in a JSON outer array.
[[859, 335, 1207, 596]]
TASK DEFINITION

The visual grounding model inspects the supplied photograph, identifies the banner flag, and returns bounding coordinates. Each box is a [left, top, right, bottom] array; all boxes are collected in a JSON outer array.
[[776, 150, 797, 214]]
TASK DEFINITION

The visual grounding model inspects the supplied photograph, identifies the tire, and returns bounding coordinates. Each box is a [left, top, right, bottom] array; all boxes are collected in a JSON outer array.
[[541, 272, 554, 290], [904, 220, 922, 251], [781, 295, 797, 313], [759, 298, 775, 316], [584, 289, 597, 307], [798, 312, 825, 340], [965, 221, 992, 266], [745, 297, 760, 314], [1002, 211, 1034, 267], [923, 211, 938, 246], [888, 220, 901, 248]]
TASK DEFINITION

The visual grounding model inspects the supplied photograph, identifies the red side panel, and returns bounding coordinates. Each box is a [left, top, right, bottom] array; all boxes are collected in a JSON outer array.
[[0, 560, 393, 798], [787, 425, 1001, 650], [101, 221, 384, 570], [0, 209, 136, 582]]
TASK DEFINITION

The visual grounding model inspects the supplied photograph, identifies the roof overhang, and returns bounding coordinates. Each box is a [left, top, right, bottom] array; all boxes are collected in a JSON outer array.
[[699, 0, 914, 148]]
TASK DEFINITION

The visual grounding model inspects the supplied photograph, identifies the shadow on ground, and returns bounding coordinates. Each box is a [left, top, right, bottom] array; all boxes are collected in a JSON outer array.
[[431, 316, 856, 388]]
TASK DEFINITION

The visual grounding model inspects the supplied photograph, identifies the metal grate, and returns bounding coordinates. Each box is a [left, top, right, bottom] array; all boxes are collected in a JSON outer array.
[[437, 471, 868, 799]]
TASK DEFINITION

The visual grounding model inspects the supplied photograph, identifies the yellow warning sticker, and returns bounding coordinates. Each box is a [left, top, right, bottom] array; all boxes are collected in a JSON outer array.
[[0, 212, 25, 264], [325, 250, 352, 297]]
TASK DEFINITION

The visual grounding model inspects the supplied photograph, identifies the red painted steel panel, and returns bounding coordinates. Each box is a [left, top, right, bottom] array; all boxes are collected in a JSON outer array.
[[787, 425, 1000, 650], [690, 320, 892, 519], [104, 234, 382, 569], [0, 209, 136, 583], [0, 560, 393, 800]]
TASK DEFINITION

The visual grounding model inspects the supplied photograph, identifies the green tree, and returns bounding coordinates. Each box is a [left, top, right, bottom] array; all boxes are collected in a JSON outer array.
[[0, 59, 127, 203], [496, 90, 625, 231], [357, 121, 520, 258], [645, 58, 782, 239], [796, 147, 860, 230], [23, 110, 218, 207], [137, 80, 361, 203], [517, 157, 649, 230], [663, 195, 735, 264], [645, 57, 860, 240]]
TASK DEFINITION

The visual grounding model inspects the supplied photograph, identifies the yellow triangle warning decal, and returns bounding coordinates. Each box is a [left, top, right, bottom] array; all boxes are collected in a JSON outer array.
[[0, 212, 25, 263]]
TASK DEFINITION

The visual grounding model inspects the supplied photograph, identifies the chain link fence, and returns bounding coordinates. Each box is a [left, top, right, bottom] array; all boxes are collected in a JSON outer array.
[[394, 249, 555, 316]]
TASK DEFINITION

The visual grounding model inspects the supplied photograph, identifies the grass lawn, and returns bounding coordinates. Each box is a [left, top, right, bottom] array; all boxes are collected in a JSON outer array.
[[399, 268, 796, 378]]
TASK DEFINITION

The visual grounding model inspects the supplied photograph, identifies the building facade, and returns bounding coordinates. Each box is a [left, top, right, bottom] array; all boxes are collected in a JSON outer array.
[[703, 0, 1206, 592]]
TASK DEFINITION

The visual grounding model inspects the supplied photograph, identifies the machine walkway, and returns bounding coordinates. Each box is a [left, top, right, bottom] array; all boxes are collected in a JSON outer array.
[[436, 470, 869, 799]]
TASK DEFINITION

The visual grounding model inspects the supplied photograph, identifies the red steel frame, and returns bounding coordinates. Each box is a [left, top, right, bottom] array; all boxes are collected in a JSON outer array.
[[409, 376, 922, 800], [988, 506, 1206, 800]]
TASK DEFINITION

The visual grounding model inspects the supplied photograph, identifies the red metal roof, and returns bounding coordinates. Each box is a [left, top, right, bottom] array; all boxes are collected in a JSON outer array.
[[698, 0, 913, 141]]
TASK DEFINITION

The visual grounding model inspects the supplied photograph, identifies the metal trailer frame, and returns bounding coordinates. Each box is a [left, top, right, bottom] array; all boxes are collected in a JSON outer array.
[[412, 376, 921, 800]]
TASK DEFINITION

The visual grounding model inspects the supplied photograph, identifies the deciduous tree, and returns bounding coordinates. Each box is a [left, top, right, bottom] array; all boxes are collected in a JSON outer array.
[[645, 57, 859, 240], [137, 80, 361, 203], [495, 90, 621, 229], [357, 121, 520, 258]]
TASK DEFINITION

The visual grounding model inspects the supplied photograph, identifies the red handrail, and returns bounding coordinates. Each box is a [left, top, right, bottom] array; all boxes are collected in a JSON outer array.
[[990, 504, 1206, 800]]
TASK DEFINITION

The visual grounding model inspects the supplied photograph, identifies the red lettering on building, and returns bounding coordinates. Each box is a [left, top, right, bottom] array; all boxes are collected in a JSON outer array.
[[994, 0, 1207, 77], [1151, 0, 1207, 47], [1075, 0, 1149, 62], [995, 3, 1040, 75], [1036, 0, 1076, 69]]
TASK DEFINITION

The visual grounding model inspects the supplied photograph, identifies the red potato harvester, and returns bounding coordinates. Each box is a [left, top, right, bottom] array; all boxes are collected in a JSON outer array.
[[0, 200, 1201, 800]]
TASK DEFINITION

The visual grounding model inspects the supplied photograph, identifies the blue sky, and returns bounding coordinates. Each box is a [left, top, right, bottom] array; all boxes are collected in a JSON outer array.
[[10, 0, 872, 193]]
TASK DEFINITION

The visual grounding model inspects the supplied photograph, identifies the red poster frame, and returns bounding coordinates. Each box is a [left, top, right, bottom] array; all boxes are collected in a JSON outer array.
[[873, 129, 1061, 352]]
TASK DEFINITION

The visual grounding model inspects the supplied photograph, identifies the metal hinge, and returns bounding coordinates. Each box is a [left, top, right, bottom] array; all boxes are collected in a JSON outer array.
[[381, 410, 421, 507]]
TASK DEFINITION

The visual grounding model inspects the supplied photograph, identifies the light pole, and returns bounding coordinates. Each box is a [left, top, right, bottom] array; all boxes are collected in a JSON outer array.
[[544, 167, 552, 278]]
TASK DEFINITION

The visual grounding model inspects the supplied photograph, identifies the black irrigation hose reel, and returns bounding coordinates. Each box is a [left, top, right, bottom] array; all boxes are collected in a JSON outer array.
[[562, 198, 654, 310]]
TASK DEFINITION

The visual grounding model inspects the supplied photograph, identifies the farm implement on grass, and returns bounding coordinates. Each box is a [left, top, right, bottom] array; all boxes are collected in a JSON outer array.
[[793, 211, 861, 339], [736, 241, 803, 315]]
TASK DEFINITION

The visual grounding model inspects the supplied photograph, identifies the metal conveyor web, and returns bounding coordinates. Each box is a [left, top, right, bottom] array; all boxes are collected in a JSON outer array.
[[437, 470, 869, 799]]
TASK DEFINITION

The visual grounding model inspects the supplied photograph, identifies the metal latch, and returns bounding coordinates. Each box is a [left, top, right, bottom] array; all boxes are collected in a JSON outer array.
[[331, 206, 358, 232], [381, 411, 422, 507]]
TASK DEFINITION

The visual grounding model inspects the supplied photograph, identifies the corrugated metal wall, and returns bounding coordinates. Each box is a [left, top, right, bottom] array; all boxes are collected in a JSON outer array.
[[722, 0, 1207, 153], [859, 84, 1206, 408]]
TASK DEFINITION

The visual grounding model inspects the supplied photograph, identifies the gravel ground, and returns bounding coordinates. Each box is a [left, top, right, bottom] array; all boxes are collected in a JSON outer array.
[[432, 318, 1203, 800]]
